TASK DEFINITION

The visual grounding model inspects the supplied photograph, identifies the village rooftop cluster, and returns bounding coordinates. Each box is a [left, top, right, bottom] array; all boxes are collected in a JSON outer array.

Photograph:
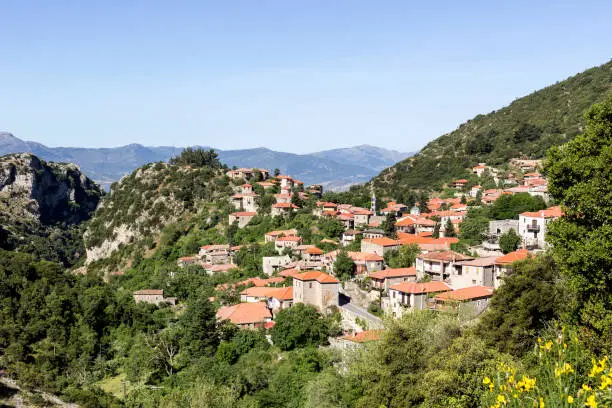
[[134, 159, 561, 344]]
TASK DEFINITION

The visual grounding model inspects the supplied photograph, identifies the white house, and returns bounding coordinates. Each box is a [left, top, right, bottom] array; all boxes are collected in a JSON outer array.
[[518, 206, 563, 249]]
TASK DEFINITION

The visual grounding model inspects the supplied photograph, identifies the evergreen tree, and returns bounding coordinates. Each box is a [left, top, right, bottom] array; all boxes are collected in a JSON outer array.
[[383, 212, 397, 238], [499, 228, 521, 253], [444, 219, 457, 237], [334, 250, 356, 281]]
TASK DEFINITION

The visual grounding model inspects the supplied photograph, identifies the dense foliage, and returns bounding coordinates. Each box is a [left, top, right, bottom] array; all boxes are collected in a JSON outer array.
[[546, 95, 612, 353]]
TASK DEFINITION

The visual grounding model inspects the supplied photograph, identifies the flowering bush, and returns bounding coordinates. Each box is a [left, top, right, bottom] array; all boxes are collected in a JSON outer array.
[[481, 327, 612, 407]]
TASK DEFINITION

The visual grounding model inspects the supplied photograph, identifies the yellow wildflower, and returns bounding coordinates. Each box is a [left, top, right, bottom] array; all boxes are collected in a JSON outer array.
[[554, 362, 574, 377], [584, 394, 597, 408], [599, 373, 612, 390], [497, 394, 506, 404], [567, 395, 574, 404], [483, 377, 492, 385], [539, 396, 545, 408], [543, 340, 553, 351]]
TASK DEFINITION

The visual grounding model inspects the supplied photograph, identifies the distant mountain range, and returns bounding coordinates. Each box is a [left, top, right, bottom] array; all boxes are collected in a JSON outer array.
[[0, 133, 412, 191]]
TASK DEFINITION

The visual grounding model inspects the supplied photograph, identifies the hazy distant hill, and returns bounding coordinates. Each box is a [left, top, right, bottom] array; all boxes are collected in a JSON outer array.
[[0, 133, 411, 191]]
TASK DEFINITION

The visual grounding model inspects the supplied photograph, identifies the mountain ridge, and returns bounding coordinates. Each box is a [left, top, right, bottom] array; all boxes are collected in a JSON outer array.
[[0, 132, 411, 191], [366, 59, 612, 200]]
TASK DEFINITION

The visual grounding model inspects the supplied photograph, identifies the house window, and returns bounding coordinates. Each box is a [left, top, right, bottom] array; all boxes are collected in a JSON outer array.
[[309, 283, 313, 289], [393, 291, 396, 298]]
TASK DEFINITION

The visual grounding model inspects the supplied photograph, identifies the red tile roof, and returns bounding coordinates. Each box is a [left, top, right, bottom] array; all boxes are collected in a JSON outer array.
[[293, 271, 340, 284], [520, 206, 563, 219], [495, 249, 531, 265], [275, 235, 302, 242], [305, 247, 323, 255], [418, 251, 473, 262], [265, 229, 298, 237], [280, 268, 301, 277], [241, 286, 293, 300], [272, 202, 299, 209], [231, 211, 257, 217], [435, 285, 494, 302], [389, 281, 452, 294], [369, 267, 417, 279], [216, 302, 272, 325], [362, 237, 400, 247]]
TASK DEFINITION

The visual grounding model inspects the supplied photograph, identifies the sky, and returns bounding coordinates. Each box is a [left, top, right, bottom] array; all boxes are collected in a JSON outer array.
[[0, 1, 610, 154]]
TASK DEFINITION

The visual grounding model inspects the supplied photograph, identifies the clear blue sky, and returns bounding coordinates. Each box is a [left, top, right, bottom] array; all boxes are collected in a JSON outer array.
[[0, 1, 610, 153]]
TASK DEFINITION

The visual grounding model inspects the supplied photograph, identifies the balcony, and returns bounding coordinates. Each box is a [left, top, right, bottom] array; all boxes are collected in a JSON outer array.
[[527, 224, 540, 232]]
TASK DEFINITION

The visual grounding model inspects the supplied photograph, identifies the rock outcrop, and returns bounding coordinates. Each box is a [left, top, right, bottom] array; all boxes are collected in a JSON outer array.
[[0, 153, 102, 226]]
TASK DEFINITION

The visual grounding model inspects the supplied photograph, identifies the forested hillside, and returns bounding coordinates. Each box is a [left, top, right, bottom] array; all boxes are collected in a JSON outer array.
[[369, 59, 612, 198]]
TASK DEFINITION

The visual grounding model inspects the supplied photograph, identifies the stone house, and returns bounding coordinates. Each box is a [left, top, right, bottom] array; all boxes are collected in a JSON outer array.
[[216, 302, 273, 329], [271, 202, 299, 217], [262, 255, 292, 276], [360, 237, 400, 257], [388, 281, 452, 317], [230, 193, 259, 212], [198, 244, 231, 264], [264, 229, 298, 243], [362, 228, 385, 239], [133, 289, 176, 306], [434, 285, 493, 312], [341, 229, 362, 247], [229, 212, 257, 228], [493, 249, 531, 288], [368, 267, 417, 291], [415, 251, 474, 282], [292, 271, 340, 313], [324, 251, 384, 275], [274, 235, 302, 253], [177, 256, 199, 268], [452, 256, 498, 289]]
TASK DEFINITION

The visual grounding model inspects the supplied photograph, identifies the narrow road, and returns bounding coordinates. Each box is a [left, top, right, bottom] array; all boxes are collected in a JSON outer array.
[[341, 301, 384, 329]]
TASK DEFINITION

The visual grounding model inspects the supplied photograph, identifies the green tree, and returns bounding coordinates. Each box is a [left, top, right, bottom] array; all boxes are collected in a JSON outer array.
[[319, 217, 345, 239], [384, 244, 420, 268], [271, 304, 329, 351], [477, 255, 565, 356], [444, 218, 456, 237], [432, 222, 441, 239], [179, 290, 219, 359], [546, 96, 612, 352], [459, 207, 489, 244], [499, 228, 521, 254], [382, 212, 397, 238], [489, 193, 547, 220], [334, 250, 355, 281]]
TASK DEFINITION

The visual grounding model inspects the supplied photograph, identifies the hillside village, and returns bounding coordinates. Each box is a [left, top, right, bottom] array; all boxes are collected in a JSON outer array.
[[132, 157, 561, 342]]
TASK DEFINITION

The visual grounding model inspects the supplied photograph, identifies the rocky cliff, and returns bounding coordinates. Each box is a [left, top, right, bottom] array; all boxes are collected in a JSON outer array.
[[84, 158, 232, 268], [0, 153, 103, 264]]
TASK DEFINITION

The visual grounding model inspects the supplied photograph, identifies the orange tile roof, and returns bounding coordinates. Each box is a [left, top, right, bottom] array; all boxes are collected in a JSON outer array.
[[495, 248, 531, 265], [454, 179, 468, 183], [362, 237, 400, 247], [272, 202, 299, 209], [216, 302, 272, 325], [369, 267, 417, 279], [305, 247, 323, 255], [320, 238, 337, 244], [293, 271, 340, 284], [265, 229, 298, 237], [280, 268, 301, 277], [435, 286, 494, 302], [241, 286, 293, 300], [419, 251, 473, 262], [275, 235, 302, 242], [231, 211, 257, 217], [389, 281, 452, 294], [520, 206, 563, 219], [351, 208, 374, 215], [340, 330, 384, 343], [459, 256, 498, 267]]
